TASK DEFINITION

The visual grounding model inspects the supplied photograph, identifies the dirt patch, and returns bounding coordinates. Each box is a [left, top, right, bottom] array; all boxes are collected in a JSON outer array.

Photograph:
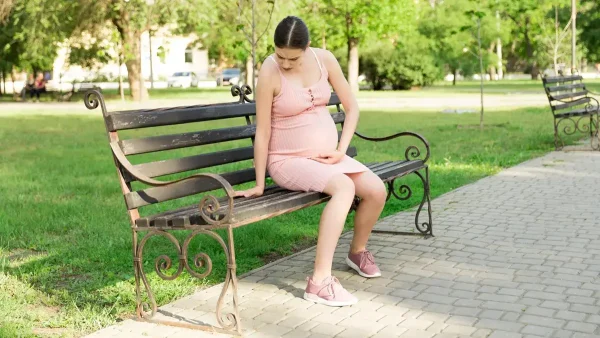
[[4, 249, 47, 264], [456, 123, 509, 129], [32, 327, 71, 336], [261, 236, 317, 265]]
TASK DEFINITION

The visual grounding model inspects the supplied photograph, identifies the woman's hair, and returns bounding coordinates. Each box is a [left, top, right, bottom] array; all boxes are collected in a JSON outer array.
[[274, 16, 310, 49]]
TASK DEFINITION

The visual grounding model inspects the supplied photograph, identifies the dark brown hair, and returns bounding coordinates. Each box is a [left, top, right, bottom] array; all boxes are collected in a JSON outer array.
[[274, 16, 310, 49]]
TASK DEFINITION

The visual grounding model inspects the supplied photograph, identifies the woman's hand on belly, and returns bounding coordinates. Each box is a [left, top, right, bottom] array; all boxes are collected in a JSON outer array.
[[310, 150, 345, 164]]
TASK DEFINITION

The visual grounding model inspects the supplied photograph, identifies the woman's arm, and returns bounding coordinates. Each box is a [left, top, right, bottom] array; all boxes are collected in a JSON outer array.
[[234, 63, 275, 197], [322, 49, 360, 154]]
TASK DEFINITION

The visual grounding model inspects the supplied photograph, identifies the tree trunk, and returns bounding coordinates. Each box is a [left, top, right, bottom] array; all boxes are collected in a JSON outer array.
[[489, 66, 496, 81], [218, 49, 227, 70], [322, 31, 326, 49], [246, 56, 252, 87], [488, 44, 496, 80], [10, 68, 16, 100], [452, 68, 457, 86], [524, 17, 538, 80], [115, 15, 148, 101], [124, 35, 147, 101], [347, 37, 359, 93]]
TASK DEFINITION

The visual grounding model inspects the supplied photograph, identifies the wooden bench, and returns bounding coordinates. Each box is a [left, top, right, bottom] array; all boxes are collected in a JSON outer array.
[[542, 75, 600, 150], [83, 85, 433, 335]]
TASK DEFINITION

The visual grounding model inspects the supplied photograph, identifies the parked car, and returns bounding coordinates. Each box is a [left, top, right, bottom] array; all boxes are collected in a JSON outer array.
[[216, 68, 241, 86], [167, 72, 199, 88]]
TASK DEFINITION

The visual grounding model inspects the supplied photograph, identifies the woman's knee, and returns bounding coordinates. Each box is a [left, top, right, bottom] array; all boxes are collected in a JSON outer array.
[[323, 174, 355, 199], [369, 179, 388, 204], [350, 172, 387, 203]]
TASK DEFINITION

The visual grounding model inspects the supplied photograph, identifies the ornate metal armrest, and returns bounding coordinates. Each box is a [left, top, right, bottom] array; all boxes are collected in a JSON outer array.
[[586, 96, 600, 114], [587, 89, 600, 96], [109, 142, 235, 225], [354, 131, 431, 163]]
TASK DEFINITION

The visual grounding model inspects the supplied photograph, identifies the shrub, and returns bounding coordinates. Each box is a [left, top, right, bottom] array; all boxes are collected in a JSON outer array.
[[360, 35, 442, 90]]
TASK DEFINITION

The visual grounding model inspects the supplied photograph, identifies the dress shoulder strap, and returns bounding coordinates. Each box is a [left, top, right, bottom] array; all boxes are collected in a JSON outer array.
[[269, 55, 283, 75], [310, 48, 324, 72]]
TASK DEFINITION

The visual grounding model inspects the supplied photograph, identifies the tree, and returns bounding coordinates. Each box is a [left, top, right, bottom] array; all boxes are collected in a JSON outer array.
[[498, 0, 554, 79], [360, 34, 441, 90], [300, 0, 415, 93], [419, 0, 497, 85], [0, 0, 77, 100], [236, 0, 276, 90], [579, 0, 600, 63], [463, 9, 487, 130], [75, 0, 201, 101], [176, 1, 246, 69], [538, 3, 573, 75]]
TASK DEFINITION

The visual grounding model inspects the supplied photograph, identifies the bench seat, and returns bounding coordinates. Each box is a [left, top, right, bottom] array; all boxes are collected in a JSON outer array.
[[136, 160, 425, 228]]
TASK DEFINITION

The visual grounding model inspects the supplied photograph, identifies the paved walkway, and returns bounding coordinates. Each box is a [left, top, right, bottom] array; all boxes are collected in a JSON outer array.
[[87, 150, 600, 338]]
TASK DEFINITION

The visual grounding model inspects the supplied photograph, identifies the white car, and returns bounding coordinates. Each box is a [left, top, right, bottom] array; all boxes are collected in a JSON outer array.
[[167, 72, 199, 88]]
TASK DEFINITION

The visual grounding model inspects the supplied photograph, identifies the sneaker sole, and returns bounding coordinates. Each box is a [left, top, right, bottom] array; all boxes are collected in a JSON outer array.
[[345, 257, 382, 278], [303, 292, 358, 307]]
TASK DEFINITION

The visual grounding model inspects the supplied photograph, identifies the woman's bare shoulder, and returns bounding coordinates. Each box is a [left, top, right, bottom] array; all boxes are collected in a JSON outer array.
[[312, 48, 337, 67], [257, 56, 280, 94], [259, 56, 279, 77]]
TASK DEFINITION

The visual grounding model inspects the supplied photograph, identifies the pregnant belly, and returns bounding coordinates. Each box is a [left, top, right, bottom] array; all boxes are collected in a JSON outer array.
[[269, 109, 338, 159]]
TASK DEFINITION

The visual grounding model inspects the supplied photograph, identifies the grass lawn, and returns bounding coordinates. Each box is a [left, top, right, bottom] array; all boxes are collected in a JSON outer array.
[[0, 106, 582, 337], [3, 78, 599, 104]]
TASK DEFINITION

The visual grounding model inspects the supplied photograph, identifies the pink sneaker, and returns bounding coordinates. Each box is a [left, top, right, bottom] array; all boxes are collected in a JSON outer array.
[[303, 276, 358, 307], [346, 250, 382, 278]]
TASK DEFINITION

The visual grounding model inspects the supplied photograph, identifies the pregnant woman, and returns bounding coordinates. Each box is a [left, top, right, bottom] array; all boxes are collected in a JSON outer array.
[[235, 16, 387, 307]]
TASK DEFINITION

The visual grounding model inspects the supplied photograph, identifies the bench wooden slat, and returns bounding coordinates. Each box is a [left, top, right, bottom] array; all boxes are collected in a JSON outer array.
[[543, 75, 583, 84], [551, 90, 588, 101], [125, 168, 256, 209], [125, 146, 359, 209], [553, 97, 591, 111], [119, 124, 256, 156], [555, 108, 596, 118], [129, 146, 255, 180], [135, 160, 425, 227], [119, 112, 346, 156], [546, 83, 586, 92], [106, 103, 256, 131], [139, 187, 290, 227], [106, 93, 344, 131]]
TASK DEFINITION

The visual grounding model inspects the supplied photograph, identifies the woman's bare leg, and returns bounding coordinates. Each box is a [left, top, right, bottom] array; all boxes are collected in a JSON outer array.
[[312, 174, 356, 282], [346, 171, 387, 254]]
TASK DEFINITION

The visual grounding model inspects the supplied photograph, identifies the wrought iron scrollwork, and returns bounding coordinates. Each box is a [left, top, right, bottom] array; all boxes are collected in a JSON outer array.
[[84, 89, 111, 134], [231, 84, 254, 103], [383, 170, 432, 236], [413, 170, 433, 235], [354, 131, 430, 163], [83, 89, 108, 116], [386, 179, 412, 201], [135, 228, 241, 333], [198, 193, 234, 226]]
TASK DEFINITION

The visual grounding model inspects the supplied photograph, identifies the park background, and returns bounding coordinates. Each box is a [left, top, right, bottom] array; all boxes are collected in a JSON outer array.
[[1, 0, 600, 337]]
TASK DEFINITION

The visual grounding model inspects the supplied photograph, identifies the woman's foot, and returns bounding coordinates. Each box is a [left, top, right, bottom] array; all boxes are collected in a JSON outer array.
[[303, 276, 358, 307], [346, 249, 381, 278]]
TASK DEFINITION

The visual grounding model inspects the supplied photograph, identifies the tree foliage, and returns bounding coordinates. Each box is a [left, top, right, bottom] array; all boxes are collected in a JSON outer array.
[[580, 0, 600, 63]]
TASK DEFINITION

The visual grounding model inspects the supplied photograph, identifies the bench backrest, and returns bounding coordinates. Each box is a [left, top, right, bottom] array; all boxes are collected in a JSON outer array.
[[87, 85, 352, 212], [542, 75, 591, 113]]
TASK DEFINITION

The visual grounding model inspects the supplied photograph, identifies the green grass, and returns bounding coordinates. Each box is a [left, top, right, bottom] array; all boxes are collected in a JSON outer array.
[[3, 78, 599, 103], [427, 79, 600, 94], [0, 106, 582, 336]]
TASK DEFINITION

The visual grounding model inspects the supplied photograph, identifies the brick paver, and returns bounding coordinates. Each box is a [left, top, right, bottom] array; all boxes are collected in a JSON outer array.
[[86, 151, 600, 337]]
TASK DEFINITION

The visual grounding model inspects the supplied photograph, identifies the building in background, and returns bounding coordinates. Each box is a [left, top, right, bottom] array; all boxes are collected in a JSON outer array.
[[51, 28, 209, 87]]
